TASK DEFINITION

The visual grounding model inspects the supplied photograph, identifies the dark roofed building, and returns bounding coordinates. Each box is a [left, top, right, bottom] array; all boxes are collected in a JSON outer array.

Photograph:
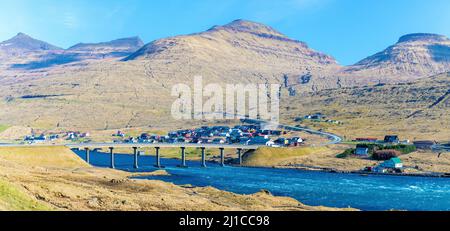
[[355, 144, 369, 156], [384, 135, 399, 144]]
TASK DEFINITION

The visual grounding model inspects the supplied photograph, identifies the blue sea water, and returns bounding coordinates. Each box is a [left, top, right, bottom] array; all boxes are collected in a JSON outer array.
[[74, 150, 450, 211]]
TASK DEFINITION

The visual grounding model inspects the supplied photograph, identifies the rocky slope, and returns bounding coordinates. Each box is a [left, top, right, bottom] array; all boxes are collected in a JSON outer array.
[[0, 19, 448, 135], [0, 33, 61, 54], [124, 19, 340, 90], [0, 34, 144, 71], [342, 33, 450, 83], [283, 72, 450, 141], [126, 19, 336, 66], [68, 36, 144, 56]]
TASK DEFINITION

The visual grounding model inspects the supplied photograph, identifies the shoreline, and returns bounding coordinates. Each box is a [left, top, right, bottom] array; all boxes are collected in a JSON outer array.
[[233, 164, 450, 178], [103, 153, 450, 179]]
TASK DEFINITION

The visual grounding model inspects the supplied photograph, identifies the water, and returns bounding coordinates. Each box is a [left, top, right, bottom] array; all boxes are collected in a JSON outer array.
[[74, 150, 450, 211]]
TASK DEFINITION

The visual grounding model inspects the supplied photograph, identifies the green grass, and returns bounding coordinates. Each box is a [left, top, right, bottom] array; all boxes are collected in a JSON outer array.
[[337, 143, 417, 159], [336, 149, 355, 158], [0, 124, 9, 133], [0, 179, 52, 211]]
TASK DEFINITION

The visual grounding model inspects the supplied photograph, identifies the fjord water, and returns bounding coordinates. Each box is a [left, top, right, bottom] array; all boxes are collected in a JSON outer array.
[[74, 150, 450, 211]]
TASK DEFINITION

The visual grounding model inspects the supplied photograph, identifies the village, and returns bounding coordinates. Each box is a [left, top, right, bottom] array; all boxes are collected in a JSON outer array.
[[22, 123, 305, 148], [341, 135, 445, 174], [19, 110, 450, 177]]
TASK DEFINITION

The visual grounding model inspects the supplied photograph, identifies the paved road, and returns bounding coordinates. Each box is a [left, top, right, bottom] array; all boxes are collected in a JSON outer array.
[[241, 118, 343, 145]]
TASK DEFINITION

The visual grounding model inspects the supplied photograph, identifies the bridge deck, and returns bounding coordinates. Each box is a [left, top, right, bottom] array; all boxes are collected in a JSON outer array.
[[66, 143, 261, 150]]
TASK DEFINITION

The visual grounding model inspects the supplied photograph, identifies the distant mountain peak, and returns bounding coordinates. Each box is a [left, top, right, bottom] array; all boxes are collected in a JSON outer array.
[[397, 33, 449, 43], [208, 19, 286, 38], [347, 33, 450, 79], [0, 32, 61, 52], [68, 36, 144, 51], [15, 32, 30, 38], [124, 19, 337, 67]]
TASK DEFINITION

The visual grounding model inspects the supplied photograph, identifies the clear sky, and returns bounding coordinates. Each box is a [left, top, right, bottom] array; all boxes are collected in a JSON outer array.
[[1, 0, 449, 65]]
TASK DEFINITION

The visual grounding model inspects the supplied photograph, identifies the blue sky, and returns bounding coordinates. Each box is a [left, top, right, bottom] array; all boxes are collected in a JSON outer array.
[[0, 0, 449, 65]]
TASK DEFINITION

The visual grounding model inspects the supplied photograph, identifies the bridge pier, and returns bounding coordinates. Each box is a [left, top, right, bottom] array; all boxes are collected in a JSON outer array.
[[155, 147, 162, 168], [201, 147, 206, 167], [109, 147, 115, 169], [220, 148, 225, 167], [237, 148, 242, 166], [133, 147, 138, 169], [179, 147, 187, 168], [85, 148, 90, 164]]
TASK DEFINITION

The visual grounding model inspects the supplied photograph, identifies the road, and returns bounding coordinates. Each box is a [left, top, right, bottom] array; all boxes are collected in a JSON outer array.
[[240, 118, 343, 145], [66, 143, 261, 150], [0, 117, 343, 149]]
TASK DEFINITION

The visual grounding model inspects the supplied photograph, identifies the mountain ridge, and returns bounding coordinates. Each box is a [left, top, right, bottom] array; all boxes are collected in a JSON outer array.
[[0, 32, 62, 53], [124, 19, 338, 67], [343, 32, 450, 82], [68, 36, 144, 52]]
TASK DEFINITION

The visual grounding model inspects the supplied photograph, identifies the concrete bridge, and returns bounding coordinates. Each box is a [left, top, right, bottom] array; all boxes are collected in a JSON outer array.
[[66, 143, 261, 169]]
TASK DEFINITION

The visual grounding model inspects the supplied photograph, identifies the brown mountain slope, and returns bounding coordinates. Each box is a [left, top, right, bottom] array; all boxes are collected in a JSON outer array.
[[68, 36, 144, 56], [341, 33, 450, 83], [124, 19, 340, 89], [0, 35, 144, 71], [282, 72, 450, 141], [0, 20, 449, 138], [125, 19, 337, 66], [0, 33, 62, 54]]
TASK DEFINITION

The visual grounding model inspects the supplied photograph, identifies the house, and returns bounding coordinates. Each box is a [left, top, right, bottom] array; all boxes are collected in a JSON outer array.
[[34, 134, 46, 143], [114, 131, 125, 137], [379, 157, 403, 169], [24, 135, 34, 142], [266, 140, 278, 147], [289, 137, 303, 146], [49, 134, 59, 141], [384, 135, 399, 144], [305, 113, 325, 120], [355, 145, 369, 156], [271, 130, 282, 136], [413, 140, 435, 150], [212, 138, 225, 144], [356, 137, 378, 143], [273, 138, 287, 146], [247, 136, 270, 145]]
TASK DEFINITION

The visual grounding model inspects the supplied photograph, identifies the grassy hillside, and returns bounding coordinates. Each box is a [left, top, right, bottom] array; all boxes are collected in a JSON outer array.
[[0, 124, 9, 133], [0, 179, 52, 211], [0, 146, 353, 211], [243, 147, 330, 167], [283, 72, 450, 141], [0, 146, 88, 168]]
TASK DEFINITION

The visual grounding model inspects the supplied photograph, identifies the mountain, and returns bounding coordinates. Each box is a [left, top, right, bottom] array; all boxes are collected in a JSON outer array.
[[0, 33, 62, 54], [125, 19, 336, 65], [2, 36, 144, 70], [0, 20, 449, 134], [68, 36, 144, 55], [124, 20, 338, 84], [344, 33, 450, 81], [284, 72, 450, 141]]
